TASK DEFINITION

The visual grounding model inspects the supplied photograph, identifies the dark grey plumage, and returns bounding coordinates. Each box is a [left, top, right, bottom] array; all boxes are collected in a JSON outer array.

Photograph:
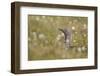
[[58, 28, 72, 48]]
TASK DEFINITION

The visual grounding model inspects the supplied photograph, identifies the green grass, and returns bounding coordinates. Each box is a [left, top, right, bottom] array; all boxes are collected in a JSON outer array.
[[28, 15, 88, 61]]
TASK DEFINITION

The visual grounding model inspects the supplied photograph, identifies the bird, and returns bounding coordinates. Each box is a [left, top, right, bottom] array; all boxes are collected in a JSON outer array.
[[58, 28, 72, 48]]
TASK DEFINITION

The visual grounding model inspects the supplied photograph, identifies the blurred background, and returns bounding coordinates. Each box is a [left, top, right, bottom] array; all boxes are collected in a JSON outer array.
[[28, 15, 88, 60]]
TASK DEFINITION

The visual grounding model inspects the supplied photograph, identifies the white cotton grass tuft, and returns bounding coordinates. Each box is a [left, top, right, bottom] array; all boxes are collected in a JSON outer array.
[[73, 39, 76, 43], [77, 47, 82, 52], [60, 33, 64, 37], [42, 16, 45, 19], [84, 34, 87, 37], [56, 35, 61, 41], [73, 19, 78, 23], [69, 21, 72, 24], [82, 46, 86, 51], [56, 33, 64, 41], [72, 26, 75, 30], [77, 46, 86, 52], [83, 24, 87, 29], [38, 33, 45, 39], [75, 31, 78, 34], [32, 32, 37, 40], [36, 17, 40, 21], [32, 32, 36, 35]]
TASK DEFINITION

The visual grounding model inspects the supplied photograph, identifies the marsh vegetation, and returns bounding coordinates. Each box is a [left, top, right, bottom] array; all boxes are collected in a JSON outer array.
[[28, 15, 88, 60]]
